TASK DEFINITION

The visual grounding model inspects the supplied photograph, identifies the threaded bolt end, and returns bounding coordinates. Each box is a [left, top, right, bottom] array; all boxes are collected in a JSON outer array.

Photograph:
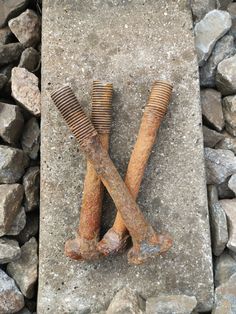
[[92, 80, 113, 134], [145, 80, 173, 120], [51, 86, 97, 145]]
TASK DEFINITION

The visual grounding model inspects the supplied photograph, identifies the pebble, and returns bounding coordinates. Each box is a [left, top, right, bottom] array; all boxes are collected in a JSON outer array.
[[19, 47, 40, 72], [201, 89, 224, 131], [0, 145, 29, 183], [216, 0, 233, 10], [200, 35, 235, 87], [8, 9, 41, 47], [7, 237, 38, 299], [17, 210, 39, 245], [222, 95, 236, 136], [220, 199, 236, 252], [216, 54, 236, 95], [0, 184, 24, 236], [12, 67, 41, 116], [215, 252, 236, 287], [21, 117, 40, 159], [204, 148, 236, 184], [23, 167, 40, 211], [6, 207, 26, 236], [191, 0, 216, 22], [203, 125, 224, 148], [0, 42, 24, 66], [0, 0, 29, 27], [0, 237, 21, 264], [0, 26, 12, 44], [218, 177, 235, 199], [215, 131, 236, 154], [0, 268, 24, 313], [228, 174, 236, 195], [194, 10, 232, 66], [0, 102, 24, 144], [146, 295, 197, 314]]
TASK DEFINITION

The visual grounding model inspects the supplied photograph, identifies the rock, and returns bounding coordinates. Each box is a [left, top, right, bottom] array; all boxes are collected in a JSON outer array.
[[7, 237, 38, 299], [216, 54, 236, 96], [200, 35, 235, 87], [215, 252, 236, 287], [0, 102, 24, 144], [201, 89, 224, 131], [205, 148, 236, 184], [0, 73, 7, 90], [208, 185, 228, 256], [0, 145, 29, 183], [0, 237, 21, 264], [190, 0, 216, 22], [203, 126, 224, 148], [0, 184, 24, 236], [6, 207, 26, 236], [215, 132, 236, 154], [216, 0, 233, 10], [0, 43, 24, 66], [0, 0, 29, 27], [21, 117, 40, 159], [17, 211, 39, 245], [16, 308, 31, 314], [19, 47, 40, 72], [228, 174, 236, 195], [0, 268, 24, 313], [0, 26, 12, 44], [229, 250, 236, 261], [8, 9, 41, 48], [23, 167, 39, 211], [218, 177, 235, 199], [213, 273, 236, 313], [220, 199, 236, 252], [146, 295, 198, 314], [222, 95, 236, 136], [106, 287, 144, 314], [11, 67, 41, 116], [227, 3, 236, 38], [194, 10, 232, 66]]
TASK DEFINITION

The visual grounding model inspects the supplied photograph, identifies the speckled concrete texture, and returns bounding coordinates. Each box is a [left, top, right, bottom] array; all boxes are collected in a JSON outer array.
[[38, 1, 214, 313]]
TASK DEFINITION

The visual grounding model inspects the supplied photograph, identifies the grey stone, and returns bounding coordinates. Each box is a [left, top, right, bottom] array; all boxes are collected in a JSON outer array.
[[0, 268, 24, 313], [201, 89, 224, 131], [17, 211, 39, 245], [216, 0, 233, 10], [7, 237, 38, 299], [228, 174, 236, 195], [203, 126, 224, 148], [205, 148, 236, 184], [106, 288, 144, 314], [0, 145, 29, 183], [200, 35, 235, 88], [216, 54, 236, 96], [220, 199, 236, 252], [0, 102, 24, 144], [213, 273, 236, 313], [146, 295, 197, 314], [16, 308, 31, 314], [0, 43, 23, 66], [38, 1, 214, 313], [23, 167, 40, 211], [0, 0, 29, 27], [190, 0, 216, 22], [222, 95, 236, 136], [12, 67, 41, 116], [208, 185, 228, 256], [0, 26, 12, 44], [19, 47, 40, 72], [215, 132, 236, 154], [218, 177, 235, 199], [0, 237, 21, 264], [227, 3, 236, 38], [0, 184, 24, 236], [194, 10, 232, 66], [229, 250, 236, 261], [21, 117, 40, 159], [215, 252, 236, 287], [8, 9, 41, 48], [6, 207, 26, 236]]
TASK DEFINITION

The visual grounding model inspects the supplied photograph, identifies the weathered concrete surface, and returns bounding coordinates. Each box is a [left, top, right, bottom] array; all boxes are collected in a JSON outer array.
[[38, 1, 214, 313]]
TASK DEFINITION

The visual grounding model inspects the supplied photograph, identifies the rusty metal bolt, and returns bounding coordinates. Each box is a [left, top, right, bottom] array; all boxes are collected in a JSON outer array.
[[97, 81, 173, 257], [64, 81, 113, 260], [51, 85, 172, 265]]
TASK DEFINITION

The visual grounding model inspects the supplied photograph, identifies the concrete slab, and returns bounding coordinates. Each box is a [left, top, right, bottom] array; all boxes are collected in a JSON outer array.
[[38, 1, 214, 313]]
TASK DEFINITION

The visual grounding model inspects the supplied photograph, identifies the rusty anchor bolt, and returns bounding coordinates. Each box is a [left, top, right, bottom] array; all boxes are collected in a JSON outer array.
[[51, 85, 173, 265], [64, 81, 113, 260], [97, 81, 173, 257]]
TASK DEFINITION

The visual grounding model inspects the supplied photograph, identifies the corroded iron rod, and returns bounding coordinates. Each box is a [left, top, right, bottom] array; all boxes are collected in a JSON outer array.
[[51, 85, 172, 264]]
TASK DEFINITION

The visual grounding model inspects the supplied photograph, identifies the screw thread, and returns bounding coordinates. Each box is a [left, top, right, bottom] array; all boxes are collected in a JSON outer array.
[[92, 80, 113, 134], [51, 86, 97, 145], [145, 80, 173, 120]]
